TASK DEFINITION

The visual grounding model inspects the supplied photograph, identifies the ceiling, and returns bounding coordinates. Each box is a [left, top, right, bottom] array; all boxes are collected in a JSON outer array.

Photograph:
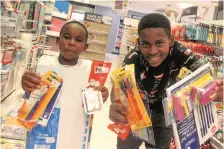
[[88, 0, 219, 14]]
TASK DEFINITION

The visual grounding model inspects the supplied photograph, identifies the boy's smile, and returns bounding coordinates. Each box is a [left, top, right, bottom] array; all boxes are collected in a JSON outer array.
[[139, 28, 172, 67]]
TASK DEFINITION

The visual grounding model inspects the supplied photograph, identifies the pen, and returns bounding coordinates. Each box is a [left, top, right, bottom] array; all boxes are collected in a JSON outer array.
[[205, 104, 210, 128], [201, 105, 207, 136], [197, 105, 204, 137], [209, 102, 214, 123]]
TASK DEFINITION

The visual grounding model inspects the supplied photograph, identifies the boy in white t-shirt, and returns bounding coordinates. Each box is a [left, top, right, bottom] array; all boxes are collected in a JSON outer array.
[[21, 21, 109, 148]]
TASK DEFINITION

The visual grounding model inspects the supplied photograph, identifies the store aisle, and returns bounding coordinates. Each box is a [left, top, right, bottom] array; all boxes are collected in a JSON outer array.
[[90, 54, 145, 149]]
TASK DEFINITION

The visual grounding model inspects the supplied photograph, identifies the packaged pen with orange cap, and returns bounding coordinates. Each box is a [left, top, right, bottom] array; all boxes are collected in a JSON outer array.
[[111, 64, 152, 130]]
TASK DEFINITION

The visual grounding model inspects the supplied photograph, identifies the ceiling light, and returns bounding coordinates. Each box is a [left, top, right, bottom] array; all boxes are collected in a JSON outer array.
[[176, 3, 194, 9]]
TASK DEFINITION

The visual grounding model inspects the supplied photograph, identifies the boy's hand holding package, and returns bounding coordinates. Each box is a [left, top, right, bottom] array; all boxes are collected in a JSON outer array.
[[109, 98, 128, 124], [94, 86, 109, 103], [22, 71, 41, 92], [215, 79, 223, 102]]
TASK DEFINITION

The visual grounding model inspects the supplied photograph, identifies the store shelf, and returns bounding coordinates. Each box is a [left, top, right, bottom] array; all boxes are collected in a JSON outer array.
[[211, 136, 224, 149], [52, 11, 68, 20], [43, 50, 59, 56], [88, 40, 107, 46], [1, 88, 16, 102], [80, 56, 104, 61], [88, 29, 108, 35], [46, 30, 60, 37], [86, 49, 105, 55]]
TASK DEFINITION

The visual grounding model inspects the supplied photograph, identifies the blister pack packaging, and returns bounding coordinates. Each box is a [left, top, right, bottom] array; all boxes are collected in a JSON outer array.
[[108, 64, 153, 143], [111, 64, 152, 131], [164, 64, 219, 149], [82, 60, 111, 115], [17, 70, 63, 131]]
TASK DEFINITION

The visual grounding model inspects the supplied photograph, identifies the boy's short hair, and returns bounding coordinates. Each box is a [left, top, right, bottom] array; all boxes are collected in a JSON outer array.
[[60, 20, 88, 40], [138, 13, 171, 37]]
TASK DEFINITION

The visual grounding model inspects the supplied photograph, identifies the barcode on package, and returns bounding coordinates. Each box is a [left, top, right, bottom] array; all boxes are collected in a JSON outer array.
[[34, 145, 50, 149]]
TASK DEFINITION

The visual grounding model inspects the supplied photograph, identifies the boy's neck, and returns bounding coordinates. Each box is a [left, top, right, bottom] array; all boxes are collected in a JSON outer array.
[[58, 54, 79, 66]]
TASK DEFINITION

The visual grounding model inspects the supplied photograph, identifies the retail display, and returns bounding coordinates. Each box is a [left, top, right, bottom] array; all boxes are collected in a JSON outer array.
[[81, 12, 112, 61], [118, 17, 139, 66], [114, 19, 124, 54]]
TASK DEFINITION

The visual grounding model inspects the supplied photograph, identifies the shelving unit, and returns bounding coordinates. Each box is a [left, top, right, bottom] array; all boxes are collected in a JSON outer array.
[[114, 19, 124, 54], [118, 17, 139, 66], [82, 12, 112, 61]]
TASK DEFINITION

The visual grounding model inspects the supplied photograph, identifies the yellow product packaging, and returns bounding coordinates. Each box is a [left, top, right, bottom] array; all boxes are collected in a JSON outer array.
[[112, 64, 152, 130]]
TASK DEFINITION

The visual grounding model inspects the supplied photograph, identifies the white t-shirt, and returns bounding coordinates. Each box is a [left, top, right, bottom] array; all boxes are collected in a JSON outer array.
[[36, 55, 92, 149]]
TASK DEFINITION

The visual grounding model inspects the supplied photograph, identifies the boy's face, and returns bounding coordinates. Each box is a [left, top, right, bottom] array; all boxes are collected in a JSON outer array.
[[58, 23, 88, 60], [139, 28, 173, 67]]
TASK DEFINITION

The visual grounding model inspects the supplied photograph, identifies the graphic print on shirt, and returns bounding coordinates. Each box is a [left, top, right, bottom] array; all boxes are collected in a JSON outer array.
[[148, 73, 164, 102]]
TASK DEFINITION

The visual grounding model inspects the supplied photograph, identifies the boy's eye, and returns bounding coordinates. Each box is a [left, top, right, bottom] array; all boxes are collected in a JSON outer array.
[[141, 43, 149, 47], [156, 41, 163, 47], [64, 35, 71, 39], [76, 38, 84, 42]]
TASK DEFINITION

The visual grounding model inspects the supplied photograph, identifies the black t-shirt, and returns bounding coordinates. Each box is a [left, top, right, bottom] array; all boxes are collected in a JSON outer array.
[[123, 41, 202, 111]]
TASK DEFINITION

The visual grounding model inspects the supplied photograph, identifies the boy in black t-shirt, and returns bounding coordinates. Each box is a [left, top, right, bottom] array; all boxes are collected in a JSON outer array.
[[109, 13, 223, 149]]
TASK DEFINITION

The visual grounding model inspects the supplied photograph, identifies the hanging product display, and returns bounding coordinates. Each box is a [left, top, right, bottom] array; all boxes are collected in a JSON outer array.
[[172, 23, 224, 47], [112, 0, 129, 16], [164, 64, 219, 149], [118, 17, 139, 66], [82, 12, 112, 61], [114, 20, 124, 54]]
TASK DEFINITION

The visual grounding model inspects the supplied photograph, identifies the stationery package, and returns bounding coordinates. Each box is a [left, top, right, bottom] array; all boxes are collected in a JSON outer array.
[[108, 64, 154, 145], [164, 64, 219, 149], [82, 60, 111, 115], [17, 70, 63, 131]]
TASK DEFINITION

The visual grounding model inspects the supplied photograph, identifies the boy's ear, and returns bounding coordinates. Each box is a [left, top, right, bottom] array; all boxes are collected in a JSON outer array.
[[56, 37, 60, 44], [137, 38, 140, 45], [84, 44, 88, 51], [169, 35, 174, 47]]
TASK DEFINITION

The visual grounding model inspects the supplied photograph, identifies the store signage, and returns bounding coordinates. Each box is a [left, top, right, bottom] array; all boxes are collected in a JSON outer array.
[[181, 6, 198, 17], [130, 13, 143, 20], [84, 12, 103, 23], [112, 0, 129, 16], [84, 12, 112, 25]]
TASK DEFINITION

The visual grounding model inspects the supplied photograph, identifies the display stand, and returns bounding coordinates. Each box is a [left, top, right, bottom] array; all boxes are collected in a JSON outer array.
[[118, 17, 139, 66], [82, 12, 112, 61], [114, 19, 124, 54]]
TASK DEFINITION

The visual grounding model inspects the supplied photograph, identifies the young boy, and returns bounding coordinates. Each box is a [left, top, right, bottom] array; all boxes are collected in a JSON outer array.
[[109, 13, 223, 149], [21, 21, 109, 148]]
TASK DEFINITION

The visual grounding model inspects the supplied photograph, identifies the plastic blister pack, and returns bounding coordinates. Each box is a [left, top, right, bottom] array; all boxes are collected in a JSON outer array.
[[17, 71, 63, 131], [111, 64, 152, 131], [82, 88, 103, 114], [164, 64, 219, 149]]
